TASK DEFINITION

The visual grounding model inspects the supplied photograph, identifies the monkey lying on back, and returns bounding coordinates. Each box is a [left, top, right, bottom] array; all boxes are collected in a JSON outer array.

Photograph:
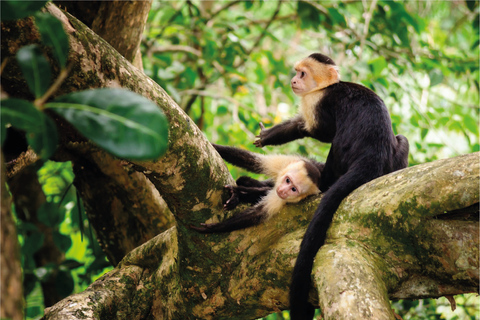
[[191, 143, 324, 233]]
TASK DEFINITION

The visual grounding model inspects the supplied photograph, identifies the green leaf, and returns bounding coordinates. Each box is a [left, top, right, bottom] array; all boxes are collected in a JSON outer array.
[[1, 98, 58, 159], [52, 231, 72, 253], [420, 128, 428, 139], [297, 1, 321, 29], [1, 0, 48, 21], [46, 88, 169, 160], [464, 115, 479, 135], [16, 44, 52, 98], [22, 233, 45, 256], [368, 56, 387, 77], [428, 69, 444, 87], [34, 12, 69, 68], [29, 115, 58, 159], [38, 201, 65, 227], [327, 7, 346, 27]]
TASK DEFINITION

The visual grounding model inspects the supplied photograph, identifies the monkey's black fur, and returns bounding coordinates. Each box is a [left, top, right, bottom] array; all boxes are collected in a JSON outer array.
[[255, 54, 409, 320]]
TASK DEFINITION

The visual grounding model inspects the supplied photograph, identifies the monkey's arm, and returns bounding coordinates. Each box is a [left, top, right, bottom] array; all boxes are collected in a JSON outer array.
[[212, 143, 264, 174], [254, 117, 310, 148], [190, 204, 267, 233]]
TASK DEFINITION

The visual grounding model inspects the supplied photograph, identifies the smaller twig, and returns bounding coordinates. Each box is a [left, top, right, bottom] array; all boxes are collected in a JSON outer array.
[[34, 64, 72, 109], [0, 57, 10, 76], [207, 1, 242, 21], [150, 45, 202, 57]]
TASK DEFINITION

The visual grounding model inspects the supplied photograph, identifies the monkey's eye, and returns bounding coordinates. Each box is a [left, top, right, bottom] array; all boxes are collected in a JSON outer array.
[[292, 187, 297, 192], [300, 71, 306, 78], [286, 177, 291, 184]]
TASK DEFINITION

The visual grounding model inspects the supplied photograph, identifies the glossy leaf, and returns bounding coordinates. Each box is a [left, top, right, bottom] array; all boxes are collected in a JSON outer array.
[[35, 12, 70, 68], [1, 0, 48, 21], [1, 98, 58, 159], [46, 88, 169, 160], [16, 44, 52, 98]]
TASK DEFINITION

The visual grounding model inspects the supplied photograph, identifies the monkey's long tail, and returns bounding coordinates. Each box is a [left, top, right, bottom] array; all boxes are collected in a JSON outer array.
[[289, 169, 373, 320]]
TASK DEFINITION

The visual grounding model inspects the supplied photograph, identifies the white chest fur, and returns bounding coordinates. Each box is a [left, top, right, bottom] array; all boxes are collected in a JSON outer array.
[[299, 90, 324, 132]]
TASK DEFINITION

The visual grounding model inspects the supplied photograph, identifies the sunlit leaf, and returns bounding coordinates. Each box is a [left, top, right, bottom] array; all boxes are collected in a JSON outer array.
[[46, 88, 169, 160], [368, 56, 387, 76], [16, 44, 52, 98], [35, 12, 70, 68], [464, 115, 479, 135]]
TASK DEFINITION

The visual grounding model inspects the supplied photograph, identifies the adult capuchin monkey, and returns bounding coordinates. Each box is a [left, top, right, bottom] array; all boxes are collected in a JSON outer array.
[[254, 53, 409, 319], [190, 143, 324, 233]]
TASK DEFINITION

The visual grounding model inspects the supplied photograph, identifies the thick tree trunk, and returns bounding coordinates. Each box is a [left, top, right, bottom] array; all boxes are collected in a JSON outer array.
[[1, 4, 478, 320], [1, 152, 24, 320], [54, 0, 152, 69]]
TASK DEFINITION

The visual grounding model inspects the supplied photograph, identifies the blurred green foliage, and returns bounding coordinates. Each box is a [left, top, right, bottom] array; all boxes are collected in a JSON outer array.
[[20, 161, 112, 319]]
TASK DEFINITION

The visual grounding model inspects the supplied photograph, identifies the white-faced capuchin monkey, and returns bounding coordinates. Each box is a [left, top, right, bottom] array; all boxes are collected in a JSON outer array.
[[190, 143, 324, 233], [254, 53, 409, 319]]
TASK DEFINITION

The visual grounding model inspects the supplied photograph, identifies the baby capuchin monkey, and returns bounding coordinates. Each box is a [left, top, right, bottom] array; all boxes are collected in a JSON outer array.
[[190, 143, 324, 233], [254, 53, 409, 319]]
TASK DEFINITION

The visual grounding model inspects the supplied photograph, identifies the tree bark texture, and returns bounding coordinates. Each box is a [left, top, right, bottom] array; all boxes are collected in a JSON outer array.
[[54, 0, 152, 69], [1, 4, 478, 320], [1, 151, 24, 320]]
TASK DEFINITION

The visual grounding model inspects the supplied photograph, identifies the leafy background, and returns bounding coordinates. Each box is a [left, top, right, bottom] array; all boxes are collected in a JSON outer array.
[[8, 0, 479, 319]]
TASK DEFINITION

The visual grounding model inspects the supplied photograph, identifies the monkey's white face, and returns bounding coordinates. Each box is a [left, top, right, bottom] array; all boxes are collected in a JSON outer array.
[[291, 67, 317, 96], [291, 57, 340, 96], [276, 174, 300, 200], [274, 161, 320, 203]]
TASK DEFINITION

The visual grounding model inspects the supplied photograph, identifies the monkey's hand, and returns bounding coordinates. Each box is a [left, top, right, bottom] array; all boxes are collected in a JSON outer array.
[[224, 185, 240, 210], [253, 122, 267, 148]]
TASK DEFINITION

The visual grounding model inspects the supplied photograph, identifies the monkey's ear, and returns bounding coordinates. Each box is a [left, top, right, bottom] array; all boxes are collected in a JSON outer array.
[[328, 66, 340, 82]]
